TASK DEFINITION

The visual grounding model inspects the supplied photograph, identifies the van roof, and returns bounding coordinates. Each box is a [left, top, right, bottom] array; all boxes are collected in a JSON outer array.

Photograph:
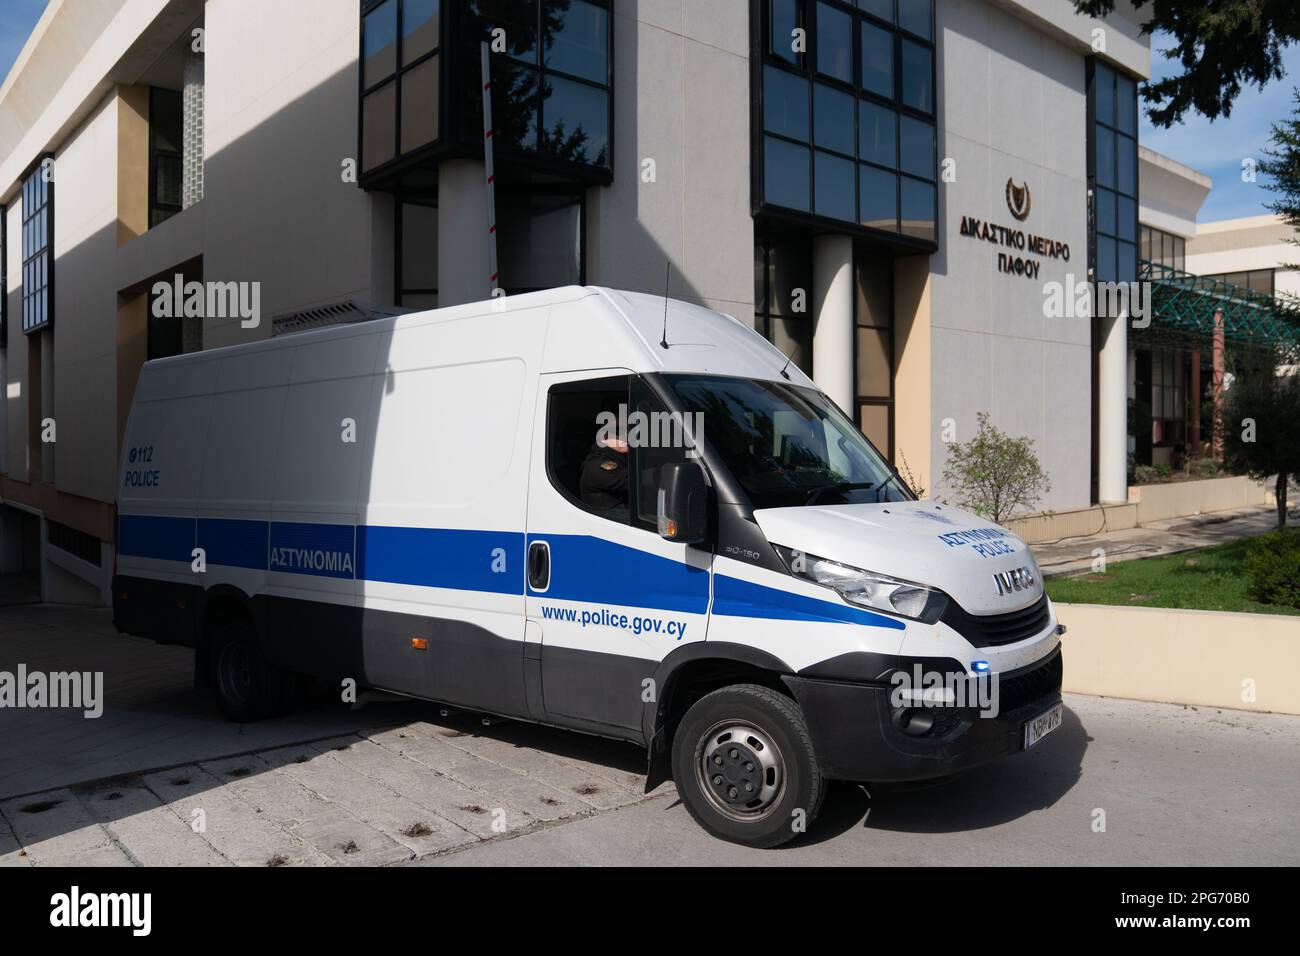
[[140, 285, 813, 388]]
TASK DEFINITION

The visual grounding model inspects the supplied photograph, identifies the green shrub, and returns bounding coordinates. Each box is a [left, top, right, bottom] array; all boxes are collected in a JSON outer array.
[[1187, 457, 1219, 479], [1133, 465, 1161, 485], [1243, 532, 1300, 608]]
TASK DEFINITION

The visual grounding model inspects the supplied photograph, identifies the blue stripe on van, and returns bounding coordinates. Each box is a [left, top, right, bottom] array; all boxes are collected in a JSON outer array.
[[357, 526, 524, 594], [118, 515, 195, 562], [197, 518, 269, 571], [712, 574, 906, 630], [530, 534, 710, 615], [269, 521, 356, 579]]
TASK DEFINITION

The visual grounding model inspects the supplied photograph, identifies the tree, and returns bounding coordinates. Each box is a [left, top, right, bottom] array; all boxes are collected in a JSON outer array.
[[942, 413, 1051, 524], [1222, 361, 1300, 529], [1259, 89, 1300, 273], [1072, 1, 1300, 127]]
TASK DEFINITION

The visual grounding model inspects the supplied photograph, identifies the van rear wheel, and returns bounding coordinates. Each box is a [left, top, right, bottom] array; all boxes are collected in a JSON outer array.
[[671, 683, 824, 848], [212, 621, 283, 722]]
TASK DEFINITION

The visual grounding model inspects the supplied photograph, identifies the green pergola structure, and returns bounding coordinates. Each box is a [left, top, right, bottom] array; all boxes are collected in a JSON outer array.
[[1136, 260, 1300, 357]]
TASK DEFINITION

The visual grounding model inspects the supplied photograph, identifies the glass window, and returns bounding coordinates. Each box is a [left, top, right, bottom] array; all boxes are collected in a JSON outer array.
[[543, 75, 609, 166], [400, 55, 440, 153], [814, 83, 855, 154], [1094, 62, 1114, 127], [899, 114, 934, 179], [900, 176, 934, 242], [1095, 125, 1115, 188], [664, 375, 907, 509], [766, 137, 812, 211], [900, 39, 932, 112], [1117, 240, 1136, 283], [545, 0, 608, 84], [363, 0, 398, 87], [548, 375, 633, 524], [1096, 235, 1116, 283], [860, 21, 893, 97], [856, 327, 891, 396], [1095, 187, 1116, 236], [493, 60, 540, 152], [771, 0, 803, 64], [401, 202, 438, 293], [362, 83, 397, 171], [859, 99, 895, 166], [856, 258, 892, 327], [897, 0, 932, 39], [815, 150, 856, 221], [403, 0, 440, 64], [859, 404, 889, 453], [473, 0, 537, 63], [765, 66, 811, 140], [817, 2, 853, 82], [21, 164, 52, 334], [858, 0, 892, 21], [1115, 73, 1135, 134], [860, 163, 897, 232], [1117, 134, 1136, 195], [1117, 195, 1136, 242], [768, 236, 813, 316]]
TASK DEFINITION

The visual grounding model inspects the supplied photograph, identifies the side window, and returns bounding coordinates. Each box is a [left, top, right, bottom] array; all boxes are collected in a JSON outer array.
[[630, 377, 688, 532], [547, 375, 632, 524]]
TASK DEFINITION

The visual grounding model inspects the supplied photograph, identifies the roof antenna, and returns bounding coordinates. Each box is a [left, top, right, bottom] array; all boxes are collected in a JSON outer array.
[[779, 350, 793, 380], [660, 260, 671, 350]]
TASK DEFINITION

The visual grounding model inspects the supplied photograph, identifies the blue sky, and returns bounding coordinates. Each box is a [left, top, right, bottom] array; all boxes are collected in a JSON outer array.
[[0, 6, 1293, 224], [1141, 31, 1300, 224]]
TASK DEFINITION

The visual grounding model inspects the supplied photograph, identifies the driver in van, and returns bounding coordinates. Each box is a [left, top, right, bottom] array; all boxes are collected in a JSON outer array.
[[579, 431, 630, 512]]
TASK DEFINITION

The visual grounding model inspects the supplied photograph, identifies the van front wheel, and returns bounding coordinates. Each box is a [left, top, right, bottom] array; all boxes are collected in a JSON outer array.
[[212, 621, 283, 722], [671, 684, 824, 848]]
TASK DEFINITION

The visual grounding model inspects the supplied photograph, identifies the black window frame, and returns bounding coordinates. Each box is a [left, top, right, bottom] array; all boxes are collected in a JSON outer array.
[[358, 0, 615, 189], [359, 0, 446, 177], [149, 86, 184, 228], [751, 0, 938, 251], [20, 157, 54, 336], [1087, 58, 1139, 289]]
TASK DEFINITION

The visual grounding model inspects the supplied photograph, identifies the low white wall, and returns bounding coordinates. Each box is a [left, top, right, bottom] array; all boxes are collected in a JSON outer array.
[[1056, 602, 1300, 715], [1128, 475, 1268, 524]]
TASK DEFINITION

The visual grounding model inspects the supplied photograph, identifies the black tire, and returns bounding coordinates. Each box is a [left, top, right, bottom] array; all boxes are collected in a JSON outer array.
[[671, 683, 824, 848], [211, 620, 283, 722]]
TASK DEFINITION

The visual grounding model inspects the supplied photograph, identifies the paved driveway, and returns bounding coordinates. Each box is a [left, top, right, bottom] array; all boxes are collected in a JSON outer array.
[[2, 605, 1298, 866]]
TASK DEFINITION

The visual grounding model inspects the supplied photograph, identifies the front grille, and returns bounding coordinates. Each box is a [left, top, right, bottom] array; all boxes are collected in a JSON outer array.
[[941, 593, 1051, 647], [997, 649, 1063, 713]]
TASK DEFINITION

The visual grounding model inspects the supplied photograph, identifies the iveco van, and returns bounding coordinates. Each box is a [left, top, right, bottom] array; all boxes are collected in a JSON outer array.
[[113, 286, 1063, 847]]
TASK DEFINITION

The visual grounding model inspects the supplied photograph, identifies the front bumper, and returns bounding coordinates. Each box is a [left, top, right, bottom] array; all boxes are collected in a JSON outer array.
[[784, 647, 1063, 782]]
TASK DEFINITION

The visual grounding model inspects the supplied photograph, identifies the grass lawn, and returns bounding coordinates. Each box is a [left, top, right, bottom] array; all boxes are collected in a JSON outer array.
[[1044, 533, 1300, 616]]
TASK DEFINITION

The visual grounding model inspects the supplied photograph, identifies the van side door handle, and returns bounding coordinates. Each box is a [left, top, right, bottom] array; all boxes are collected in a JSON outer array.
[[527, 541, 550, 591]]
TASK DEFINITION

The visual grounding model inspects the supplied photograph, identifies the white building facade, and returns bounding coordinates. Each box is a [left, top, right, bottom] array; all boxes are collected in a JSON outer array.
[[0, 0, 1151, 604]]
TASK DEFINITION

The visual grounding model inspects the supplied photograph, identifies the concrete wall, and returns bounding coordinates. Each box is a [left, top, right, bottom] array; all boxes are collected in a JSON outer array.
[[201, 0, 387, 348], [585, 0, 755, 325], [930, 0, 1093, 511], [1058, 603, 1300, 715], [1138, 146, 1210, 240], [51, 92, 121, 505], [1127, 474, 1269, 524]]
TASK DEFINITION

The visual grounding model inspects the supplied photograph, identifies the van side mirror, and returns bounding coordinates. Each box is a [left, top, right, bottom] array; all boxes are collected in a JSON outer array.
[[657, 461, 711, 545]]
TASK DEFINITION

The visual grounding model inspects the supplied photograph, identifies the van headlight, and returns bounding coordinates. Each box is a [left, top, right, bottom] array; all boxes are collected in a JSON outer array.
[[775, 547, 948, 624]]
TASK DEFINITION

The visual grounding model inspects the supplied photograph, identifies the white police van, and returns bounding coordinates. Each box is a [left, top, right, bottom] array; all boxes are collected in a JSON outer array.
[[114, 286, 1063, 847]]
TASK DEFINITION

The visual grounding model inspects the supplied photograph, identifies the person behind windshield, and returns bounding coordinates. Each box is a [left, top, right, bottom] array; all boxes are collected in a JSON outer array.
[[579, 432, 630, 512]]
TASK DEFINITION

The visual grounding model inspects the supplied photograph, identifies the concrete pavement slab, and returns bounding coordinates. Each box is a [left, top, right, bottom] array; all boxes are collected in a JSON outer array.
[[82, 782, 230, 867], [0, 788, 133, 866]]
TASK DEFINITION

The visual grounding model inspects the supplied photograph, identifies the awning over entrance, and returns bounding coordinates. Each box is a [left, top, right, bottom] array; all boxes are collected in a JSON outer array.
[[1138, 260, 1300, 351]]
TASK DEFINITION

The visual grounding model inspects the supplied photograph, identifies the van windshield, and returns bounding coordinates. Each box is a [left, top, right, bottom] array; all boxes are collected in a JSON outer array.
[[662, 374, 912, 510]]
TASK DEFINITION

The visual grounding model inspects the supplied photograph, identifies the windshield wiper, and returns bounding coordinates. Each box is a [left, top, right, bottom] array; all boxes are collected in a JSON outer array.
[[875, 472, 901, 501], [804, 481, 876, 506]]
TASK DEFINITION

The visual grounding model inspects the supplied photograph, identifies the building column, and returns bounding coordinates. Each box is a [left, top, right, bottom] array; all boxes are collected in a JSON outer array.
[[1097, 313, 1128, 504], [437, 159, 492, 307], [812, 234, 854, 414]]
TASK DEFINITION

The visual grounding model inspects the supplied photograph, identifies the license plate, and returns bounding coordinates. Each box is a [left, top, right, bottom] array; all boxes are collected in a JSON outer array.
[[1023, 701, 1063, 749]]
